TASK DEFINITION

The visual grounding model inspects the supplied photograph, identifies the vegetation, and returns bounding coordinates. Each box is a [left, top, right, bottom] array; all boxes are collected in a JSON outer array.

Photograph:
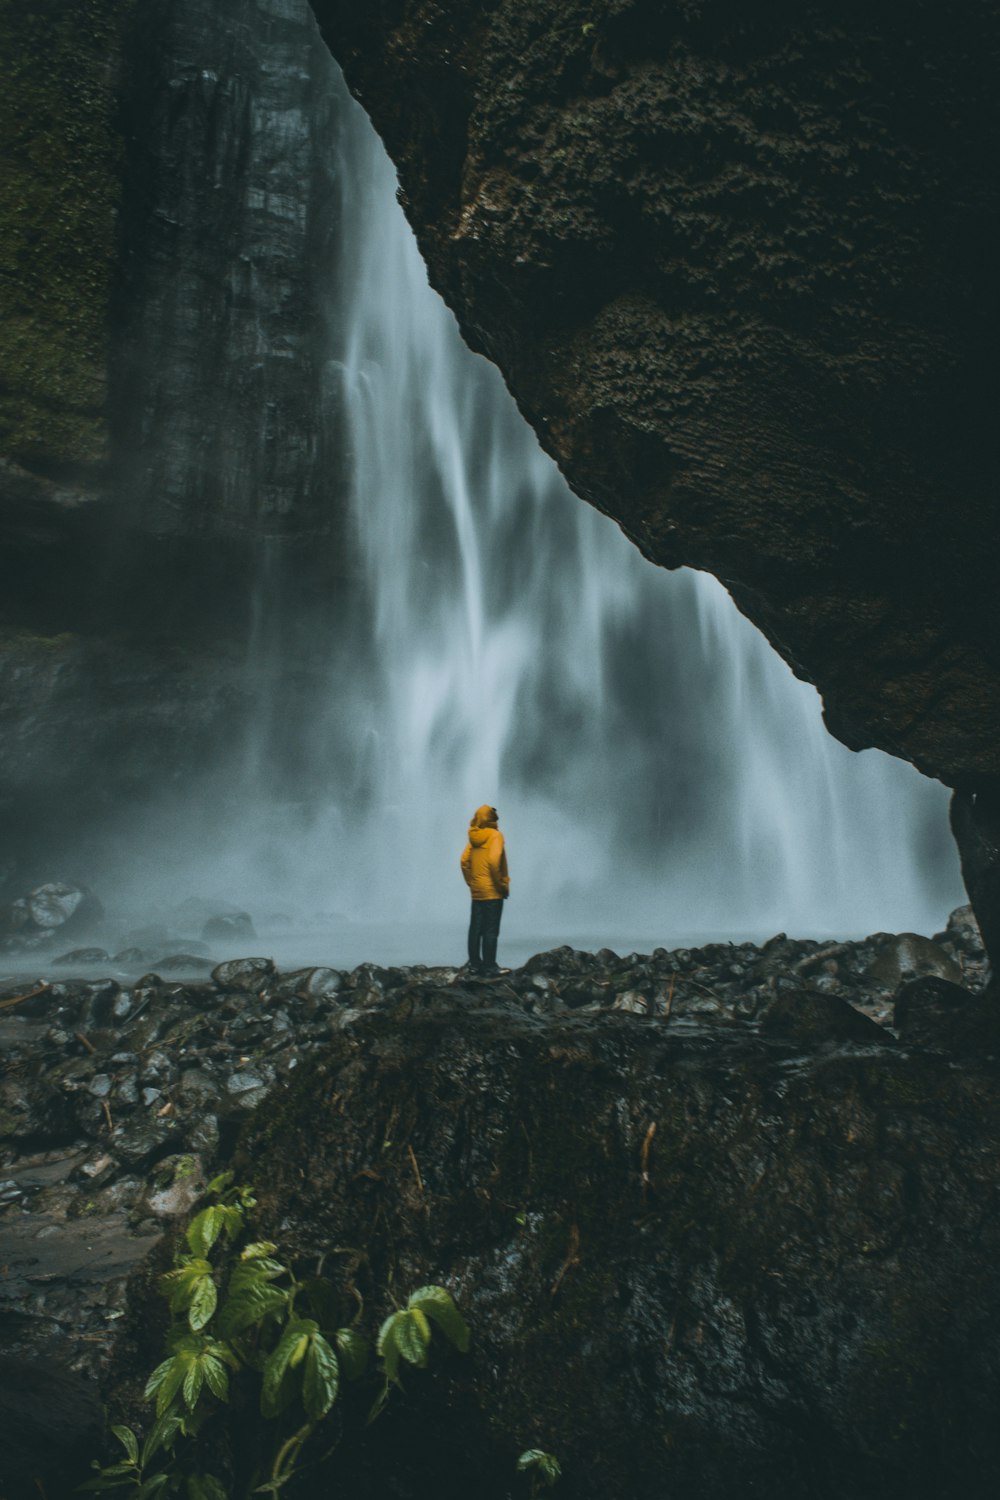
[[83, 1173, 470, 1498]]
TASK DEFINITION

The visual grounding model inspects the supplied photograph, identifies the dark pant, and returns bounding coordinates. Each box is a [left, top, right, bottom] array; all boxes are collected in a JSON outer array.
[[468, 898, 504, 971]]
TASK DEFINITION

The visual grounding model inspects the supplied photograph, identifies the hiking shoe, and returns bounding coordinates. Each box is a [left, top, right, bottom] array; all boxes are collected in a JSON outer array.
[[480, 966, 512, 978]]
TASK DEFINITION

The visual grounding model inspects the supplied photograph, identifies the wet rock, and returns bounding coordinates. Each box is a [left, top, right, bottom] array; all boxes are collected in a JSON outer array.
[[143, 1153, 204, 1219], [760, 990, 893, 1049], [613, 989, 649, 1015], [869, 933, 963, 990], [273, 965, 344, 1002], [175, 1069, 221, 1110], [112, 946, 150, 967], [54, 947, 110, 966], [202, 911, 255, 943], [156, 952, 214, 973], [27, 883, 101, 933], [0, 1354, 103, 1500], [894, 977, 1000, 1057], [232, 989, 1000, 1500], [211, 956, 276, 993], [112, 1117, 181, 1168]]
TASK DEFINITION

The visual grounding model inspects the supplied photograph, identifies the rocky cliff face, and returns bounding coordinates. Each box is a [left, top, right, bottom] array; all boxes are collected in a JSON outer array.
[[0, 0, 349, 880], [310, 0, 1000, 793]]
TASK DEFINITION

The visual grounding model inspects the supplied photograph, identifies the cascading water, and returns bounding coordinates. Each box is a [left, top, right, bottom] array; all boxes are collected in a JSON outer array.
[[278, 65, 961, 958], [98, 56, 962, 967]]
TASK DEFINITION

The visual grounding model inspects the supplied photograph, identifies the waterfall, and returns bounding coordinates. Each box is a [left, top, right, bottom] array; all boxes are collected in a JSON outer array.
[[284, 65, 960, 956], [98, 55, 962, 966]]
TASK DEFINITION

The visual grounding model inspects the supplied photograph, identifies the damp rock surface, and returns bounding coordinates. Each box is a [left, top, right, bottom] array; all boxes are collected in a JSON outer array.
[[1, 908, 997, 1499]]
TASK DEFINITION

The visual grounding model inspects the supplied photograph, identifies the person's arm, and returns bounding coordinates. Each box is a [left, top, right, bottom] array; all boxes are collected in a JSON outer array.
[[488, 833, 509, 898], [461, 842, 473, 888]]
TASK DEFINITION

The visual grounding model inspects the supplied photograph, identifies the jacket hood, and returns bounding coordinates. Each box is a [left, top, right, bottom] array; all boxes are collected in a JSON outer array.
[[468, 805, 499, 844]]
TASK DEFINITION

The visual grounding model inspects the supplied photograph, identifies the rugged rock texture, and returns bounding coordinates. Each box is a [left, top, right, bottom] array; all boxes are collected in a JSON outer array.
[[1, 911, 996, 1497], [113, 0, 346, 541], [311, 0, 1000, 790], [0, 0, 352, 881]]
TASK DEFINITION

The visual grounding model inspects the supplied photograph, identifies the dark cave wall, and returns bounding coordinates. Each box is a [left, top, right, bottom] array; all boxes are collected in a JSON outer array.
[[0, 0, 351, 882], [309, 0, 1000, 790]]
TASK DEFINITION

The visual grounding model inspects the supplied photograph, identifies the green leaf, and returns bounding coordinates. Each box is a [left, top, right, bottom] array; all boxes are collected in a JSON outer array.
[[145, 1355, 187, 1417], [140, 1412, 183, 1467], [186, 1207, 222, 1259], [407, 1285, 470, 1353], [111, 1426, 138, 1466], [334, 1327, 369, 1382], [216, 1204, 244, 1243], [394, 1309, 430, 1367], [137, 1474, 170, 1500], [303, 1332, 340, 1420], [261, 1318, 317, 1418], [182, 1357, 204, 1411], [162, 1261, 214, 1316], [205, 1171, 234, 1195], [189, 1275, 218, 1331], [517, 1451, 561, 1486], [376, 1313, 402, 1384], [187, 1475, 228, 1500], [227, 1258, 287, 1296], [240, 1241, 278, 1261], [201, 1355, 229, 1402], [217, 1282, 288, 1337]]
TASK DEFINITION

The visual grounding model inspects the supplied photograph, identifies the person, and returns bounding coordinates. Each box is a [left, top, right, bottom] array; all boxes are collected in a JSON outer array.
[[460, 804, 510, 976]]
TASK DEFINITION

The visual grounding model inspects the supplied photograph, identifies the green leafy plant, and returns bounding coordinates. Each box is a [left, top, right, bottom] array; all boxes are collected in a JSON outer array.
[[517, 1448, 562, 1497], [84, 1173, 469, 1498]]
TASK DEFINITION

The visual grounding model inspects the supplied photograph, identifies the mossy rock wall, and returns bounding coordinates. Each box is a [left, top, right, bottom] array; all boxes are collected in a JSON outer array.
[[0, 0, 135, 476], [238, 990, 1000, 1500]]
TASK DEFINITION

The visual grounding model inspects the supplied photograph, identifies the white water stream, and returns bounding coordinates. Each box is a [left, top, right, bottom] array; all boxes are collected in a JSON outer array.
[[100, 63, 962, 970], [280, 68, 960, 959]]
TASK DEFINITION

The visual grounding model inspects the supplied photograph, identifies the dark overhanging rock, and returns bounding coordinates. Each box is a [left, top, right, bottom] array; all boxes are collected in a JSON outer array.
[[308, 0, 1000, 800]]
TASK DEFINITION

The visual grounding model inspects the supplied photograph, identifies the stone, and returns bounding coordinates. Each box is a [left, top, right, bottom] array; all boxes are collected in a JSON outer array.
[[202, 911, 256, 942], [144, 1154, 204, 1219], [760, 990, 893, 1049], [211, 957, 276, 993], [869, 933, 964, 991], [156, 952, 214, 973], [894, 977, 1000, 1057], [273, 966, 344, 1001], [28, 883, 99, 931], [54, 947, 110, 966]]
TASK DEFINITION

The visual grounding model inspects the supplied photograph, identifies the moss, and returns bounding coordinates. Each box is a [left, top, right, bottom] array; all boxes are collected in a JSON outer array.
[[0, 0, 136, 472]]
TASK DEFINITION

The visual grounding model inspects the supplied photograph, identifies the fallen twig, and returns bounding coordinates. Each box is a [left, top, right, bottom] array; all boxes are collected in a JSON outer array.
[[641, 1120, 657, 1199], [406, 1143, 424, 1194], [550, 1224, 581, 1296], [75, 1031, 96, 1054], [0, 982, 50, 1011]]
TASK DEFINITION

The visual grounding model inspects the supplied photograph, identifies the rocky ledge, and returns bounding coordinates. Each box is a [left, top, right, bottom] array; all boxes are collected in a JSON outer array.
[[1, 908, 998, 1499]]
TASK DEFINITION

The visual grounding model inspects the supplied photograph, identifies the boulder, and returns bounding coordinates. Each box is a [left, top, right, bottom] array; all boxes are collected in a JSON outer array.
[[760, 989, 893, 1048], [868, 934, 963, 991], [894, 976, 1000, 1057], [210, 957, 276, 994], [226, 991, 1000, 1500]]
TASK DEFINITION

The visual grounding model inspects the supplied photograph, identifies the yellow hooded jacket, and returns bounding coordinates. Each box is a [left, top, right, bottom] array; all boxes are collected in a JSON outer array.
[[461, 805, 510, 901]]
